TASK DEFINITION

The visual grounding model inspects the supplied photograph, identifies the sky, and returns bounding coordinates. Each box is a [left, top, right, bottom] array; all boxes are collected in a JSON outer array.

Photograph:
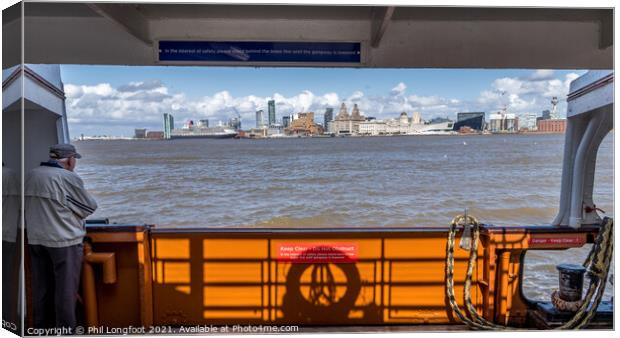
[[60, 66, 586, 137]]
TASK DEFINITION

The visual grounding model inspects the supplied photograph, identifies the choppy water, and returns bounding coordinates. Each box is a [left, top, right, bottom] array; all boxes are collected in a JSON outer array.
[[75, 133, 614, 300]]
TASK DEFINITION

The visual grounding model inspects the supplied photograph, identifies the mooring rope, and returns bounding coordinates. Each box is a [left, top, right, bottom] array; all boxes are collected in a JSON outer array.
[[445, 215, 613, 330], [556, 217, 613, 330], [551, 290, 583, 312], [461, 217, 512, 329], [445, 214, 511, 330]]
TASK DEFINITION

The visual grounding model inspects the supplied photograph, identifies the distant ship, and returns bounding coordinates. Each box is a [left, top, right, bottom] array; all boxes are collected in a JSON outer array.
[[168, 119, 238, 139]]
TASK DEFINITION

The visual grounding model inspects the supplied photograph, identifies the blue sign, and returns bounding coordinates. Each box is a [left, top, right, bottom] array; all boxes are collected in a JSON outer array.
[[158, 41, 361, 63]]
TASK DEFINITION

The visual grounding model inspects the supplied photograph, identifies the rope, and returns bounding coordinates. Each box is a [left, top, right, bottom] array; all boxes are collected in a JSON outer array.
[[556, 217, 613, 330], [444, 215, 614, 330], [445, 214, 509, 330], [461, 219, 511, 329], [551, 290, 583, 312]]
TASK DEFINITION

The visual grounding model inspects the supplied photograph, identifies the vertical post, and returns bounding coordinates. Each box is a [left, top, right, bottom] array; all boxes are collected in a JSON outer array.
[[552, 118, 576, 225], [82, 243, 98, 327], [581, 107, 613, 225], [496, 251, 511, 325], [189, 237, 204, 323], [569, 113, 603, 228], [137, 230, 154, 327]]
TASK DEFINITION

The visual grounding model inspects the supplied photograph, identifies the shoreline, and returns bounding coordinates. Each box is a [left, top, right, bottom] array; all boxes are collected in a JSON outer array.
[[74, 131, 568, 142]]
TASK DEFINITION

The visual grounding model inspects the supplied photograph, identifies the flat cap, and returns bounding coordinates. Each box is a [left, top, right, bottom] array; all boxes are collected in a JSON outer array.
[[49, 143, 82, 159]]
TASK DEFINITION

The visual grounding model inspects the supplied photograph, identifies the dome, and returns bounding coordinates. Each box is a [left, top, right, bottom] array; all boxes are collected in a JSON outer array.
[[351, 104, 363, 120], [399, 112, 409, 126], [335, 102, 350, 120]]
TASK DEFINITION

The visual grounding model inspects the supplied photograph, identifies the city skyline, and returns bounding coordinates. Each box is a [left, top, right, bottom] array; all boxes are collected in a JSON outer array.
[[60, 66, 585, 136]]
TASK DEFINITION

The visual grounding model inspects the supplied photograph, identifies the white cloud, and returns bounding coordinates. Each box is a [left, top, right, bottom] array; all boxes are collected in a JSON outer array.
[[347, 91, 364, 102], [66, 69, 580, 135], [83, 83, 114, 96], [473, 69, 578, 119], [391, 82, 407, 95], [64, 84, 83, 98], [317, 92, 340, 107], [527, 69, 555, 81]]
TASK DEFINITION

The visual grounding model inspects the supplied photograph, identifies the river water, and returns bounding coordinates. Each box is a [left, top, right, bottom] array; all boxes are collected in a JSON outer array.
[[74, 133, 614, 300]]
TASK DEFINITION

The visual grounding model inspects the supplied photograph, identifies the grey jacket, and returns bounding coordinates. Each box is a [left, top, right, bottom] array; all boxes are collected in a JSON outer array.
[[25, 161, 98, 247]]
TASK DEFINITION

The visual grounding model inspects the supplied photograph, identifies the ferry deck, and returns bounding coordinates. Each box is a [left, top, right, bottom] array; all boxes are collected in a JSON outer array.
[[1, 2, 614, 334]]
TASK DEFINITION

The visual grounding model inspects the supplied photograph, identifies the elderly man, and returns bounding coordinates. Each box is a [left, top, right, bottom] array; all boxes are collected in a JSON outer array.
[[25, 144, 97, 331]]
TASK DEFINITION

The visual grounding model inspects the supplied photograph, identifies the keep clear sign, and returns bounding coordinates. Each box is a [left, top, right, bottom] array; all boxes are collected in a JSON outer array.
[[276, 242, 359, 263], [158, 41, 361, 63]]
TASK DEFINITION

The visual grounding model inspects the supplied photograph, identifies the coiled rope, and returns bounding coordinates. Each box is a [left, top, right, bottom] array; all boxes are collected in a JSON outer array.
[[551, 290, 583, 312], [445, 215, 613, 330]]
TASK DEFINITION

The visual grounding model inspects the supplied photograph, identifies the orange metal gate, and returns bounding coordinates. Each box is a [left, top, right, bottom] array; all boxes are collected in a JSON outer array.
[[76, 224, 595, 328]]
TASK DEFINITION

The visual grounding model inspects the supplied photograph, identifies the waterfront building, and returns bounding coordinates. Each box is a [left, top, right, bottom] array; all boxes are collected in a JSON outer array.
[[329, 103, 365, 134], [351, 103, 363, 120], [285, 112, 323, 136], [514, 116, 520, 131], [359, 120, 387, 135], [411, 112, 422, 124], [268, 100, 276, 126], [453, 112, 485, 131], [337, 103, 350, 120], [488, 113, 502, 132], [163, 113, 175, 139], [146, 131, 164, 139], [329, 103, 349, 133], [357, 111, 454, 135], [256, 109, 265, 128], [423, 122, 455, 133], [488, 112, 518, 133], [428, 117, 452, 124], [323, 108, 334, 132], [134, 128, 146, 139], [541, 110, 551, 120], [457, 112, 484, 122], [399, 112, 410, 127], [268, 124, 284, 137], [537, 119, 566, 133], [382, 112, 410, 134], [249, 127, 268, 138], [282, 115, 291, 128], [384, 119, 400, 134], [227, 117, 241, 131], [520, 113, 538, 131]]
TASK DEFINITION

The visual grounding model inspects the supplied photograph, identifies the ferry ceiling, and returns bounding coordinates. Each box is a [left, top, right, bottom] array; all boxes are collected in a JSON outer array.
[[2, 2, 613, 69]]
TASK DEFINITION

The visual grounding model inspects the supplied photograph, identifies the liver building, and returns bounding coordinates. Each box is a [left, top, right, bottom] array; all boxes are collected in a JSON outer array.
[[328, 103, 365, 135]]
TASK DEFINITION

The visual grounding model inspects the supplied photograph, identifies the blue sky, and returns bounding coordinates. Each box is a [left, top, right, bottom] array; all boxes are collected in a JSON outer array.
[[61, 65, 585, 137]]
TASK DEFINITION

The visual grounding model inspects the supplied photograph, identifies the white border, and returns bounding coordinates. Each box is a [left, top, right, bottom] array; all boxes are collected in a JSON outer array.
[[0, 1, 616, 338]]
